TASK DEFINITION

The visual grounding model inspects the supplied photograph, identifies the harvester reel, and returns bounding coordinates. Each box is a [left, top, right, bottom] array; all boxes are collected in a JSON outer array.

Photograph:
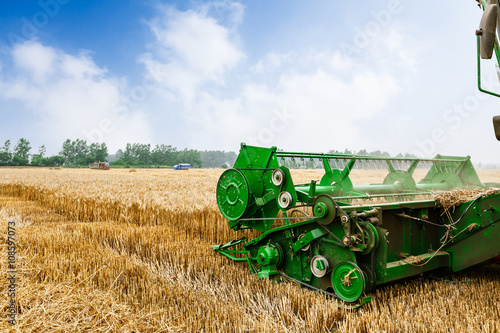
[[430, 173, 463, 190], [313, 194, 337, 225], [383, 170, 417, 200], [332, 262, 365, 302], [216, 169, 250, 220], [320, 169, 353, 196]]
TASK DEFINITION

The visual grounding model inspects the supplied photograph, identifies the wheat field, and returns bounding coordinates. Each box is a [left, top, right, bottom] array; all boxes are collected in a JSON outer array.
[[0, 167, 499, 332]]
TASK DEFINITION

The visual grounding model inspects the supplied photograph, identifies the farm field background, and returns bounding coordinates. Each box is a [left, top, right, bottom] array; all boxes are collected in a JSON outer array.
[[0, 167, 499, 332]]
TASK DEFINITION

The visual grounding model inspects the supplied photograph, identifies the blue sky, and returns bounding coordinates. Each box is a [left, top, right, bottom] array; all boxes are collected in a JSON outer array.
[[1, 0, 500, 164]]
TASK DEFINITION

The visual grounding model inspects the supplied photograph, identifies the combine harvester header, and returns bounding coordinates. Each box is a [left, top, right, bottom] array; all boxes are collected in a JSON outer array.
[[213, 1, 500, 306], [213, 144, 500, 306]]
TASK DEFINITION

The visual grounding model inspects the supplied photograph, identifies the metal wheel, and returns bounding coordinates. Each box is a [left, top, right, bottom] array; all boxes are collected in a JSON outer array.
[[310, 255, 330, 278], [332, 261, 365, 302], [216, 169, 250, 220], [272, 168, 285, 186], [358, 222, 379, 255], [313, 194, 337, 225]]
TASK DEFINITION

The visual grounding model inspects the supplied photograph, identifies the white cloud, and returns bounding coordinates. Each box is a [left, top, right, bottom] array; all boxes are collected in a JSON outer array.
[[252, 53, 291, 73], [140, 2, 404, 153], [175, 49, 400, 152], [141, 5, 245, 100], [0, 40, 151, 153], [12, 41, 57, 82]]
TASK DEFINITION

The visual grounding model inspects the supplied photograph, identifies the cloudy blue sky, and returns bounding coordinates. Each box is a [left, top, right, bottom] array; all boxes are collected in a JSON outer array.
[[0, 0, 499, 163]]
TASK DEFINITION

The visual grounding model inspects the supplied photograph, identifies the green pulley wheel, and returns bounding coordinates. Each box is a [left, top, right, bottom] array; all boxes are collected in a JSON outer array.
[[358, 222, 379, 255], [256, 243, 284, 267], [313, 194, 337, 225], [216, 169, 250, 220], [332, 261, 365, 302]]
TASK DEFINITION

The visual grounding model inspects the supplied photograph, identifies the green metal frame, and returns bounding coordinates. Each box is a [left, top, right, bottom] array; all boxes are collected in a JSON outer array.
[[214, 144, 500, 306]]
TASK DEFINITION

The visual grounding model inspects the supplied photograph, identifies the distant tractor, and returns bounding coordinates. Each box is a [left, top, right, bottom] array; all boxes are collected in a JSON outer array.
[[89, 161, 110, 170], [174, 163, 191, 170]]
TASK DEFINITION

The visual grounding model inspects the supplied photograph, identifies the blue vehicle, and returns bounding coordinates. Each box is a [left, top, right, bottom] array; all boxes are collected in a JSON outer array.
[[174, 163, 191, 170]]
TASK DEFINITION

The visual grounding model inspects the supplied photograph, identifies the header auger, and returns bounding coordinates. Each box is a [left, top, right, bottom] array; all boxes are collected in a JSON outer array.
[[213, 144, 500, 306]]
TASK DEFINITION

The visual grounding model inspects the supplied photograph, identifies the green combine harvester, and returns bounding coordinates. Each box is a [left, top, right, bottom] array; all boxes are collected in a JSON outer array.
[[213, 1, 500, 306]]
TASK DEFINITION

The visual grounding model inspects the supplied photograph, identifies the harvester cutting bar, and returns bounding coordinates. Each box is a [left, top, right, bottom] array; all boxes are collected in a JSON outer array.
[[214, 144, 500, 306]]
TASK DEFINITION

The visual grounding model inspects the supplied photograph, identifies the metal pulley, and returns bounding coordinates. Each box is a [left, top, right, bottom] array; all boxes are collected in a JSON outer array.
[[313, 194, 337, 225], [332, 262, 366, 302], [278, 191, 293, 209], [216, 168, 251, 220], [358, 222, 379, 255], [310, 255, 330, 277], [272, 168, 285, 186]]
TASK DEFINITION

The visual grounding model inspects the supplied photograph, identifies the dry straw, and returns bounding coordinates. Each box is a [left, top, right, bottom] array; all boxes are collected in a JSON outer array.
[[0, 168, 499, 332]]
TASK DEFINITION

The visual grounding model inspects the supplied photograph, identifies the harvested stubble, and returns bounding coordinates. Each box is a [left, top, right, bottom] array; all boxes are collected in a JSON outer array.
[[0, 167, 499, 332]]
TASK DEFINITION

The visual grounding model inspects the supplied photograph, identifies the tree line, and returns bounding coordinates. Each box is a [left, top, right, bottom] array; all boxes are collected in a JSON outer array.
[[108, 144, 237, 168], [0, 138, 237, 168], [0, 138, 420, 168]]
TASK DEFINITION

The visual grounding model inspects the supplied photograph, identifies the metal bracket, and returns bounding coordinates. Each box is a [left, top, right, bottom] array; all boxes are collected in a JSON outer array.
[[292, 228, 328, 252]]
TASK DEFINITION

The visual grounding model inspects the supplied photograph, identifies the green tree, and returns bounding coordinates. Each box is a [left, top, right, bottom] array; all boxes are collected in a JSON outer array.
[[151, 144, 177, 166], [357, 149, 368, 156], [88, 142, 108, 162], [30, 145, 47, 166], [177, 149, 202, 168], [59, 139, 93, 165], [59, 139, 75, 164], [46, 155, 65, 166], [74, 139, 89, 165], [122, 143, 151, 165], [13, 138, 31, 166], [0, 140, 13, 166]]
